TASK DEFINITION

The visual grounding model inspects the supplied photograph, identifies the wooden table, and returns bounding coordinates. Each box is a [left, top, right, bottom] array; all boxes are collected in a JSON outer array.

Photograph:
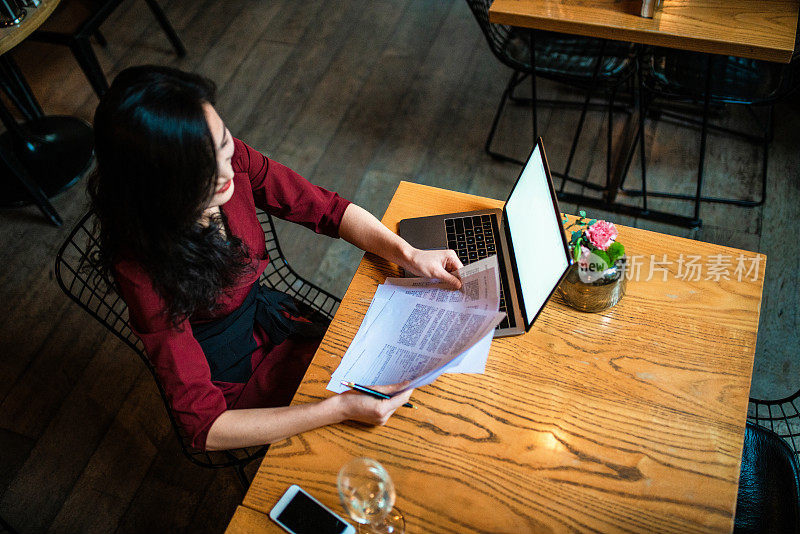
[[0, 0, 60, 56], [489, 0, 799, 63], [232, 181, 766, 533]]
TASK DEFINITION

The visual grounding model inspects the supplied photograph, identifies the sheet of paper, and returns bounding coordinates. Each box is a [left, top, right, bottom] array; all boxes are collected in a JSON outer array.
[[351, 255, 501, 372], [384, 254, 501, 311], [327, 256, 504, 393], [329, 291, 504, 393]]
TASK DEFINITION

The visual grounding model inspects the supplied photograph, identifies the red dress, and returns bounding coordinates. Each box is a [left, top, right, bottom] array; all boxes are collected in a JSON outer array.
[[114, 138, 351, 450]]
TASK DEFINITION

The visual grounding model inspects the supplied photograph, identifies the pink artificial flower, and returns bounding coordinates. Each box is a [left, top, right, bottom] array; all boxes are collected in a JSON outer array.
[[585, 220, 618, 250]]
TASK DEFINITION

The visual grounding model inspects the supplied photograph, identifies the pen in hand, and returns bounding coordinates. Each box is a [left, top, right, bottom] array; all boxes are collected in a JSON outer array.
[[340, 381, 416, 409]]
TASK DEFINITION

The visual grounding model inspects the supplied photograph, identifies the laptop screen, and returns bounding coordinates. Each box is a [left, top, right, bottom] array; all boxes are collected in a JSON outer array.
[[504, 142, 571, 328]]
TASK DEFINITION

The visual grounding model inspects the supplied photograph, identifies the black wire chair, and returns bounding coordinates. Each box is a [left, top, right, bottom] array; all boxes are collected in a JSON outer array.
[[464, 0, 636, 192], [748, 389, 800, 460], [54, 210, 341, 487], [621, 43, 800, 224], [30, 0, 186, 96]]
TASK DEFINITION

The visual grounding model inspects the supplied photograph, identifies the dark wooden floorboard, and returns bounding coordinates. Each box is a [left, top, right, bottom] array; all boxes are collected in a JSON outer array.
[[234, 0, 364, 151], [0, 194, 93, 402], [46, 371, 160, 534], [112, 433, 218, 534], [281, 0, 456, 286], [258, 0, 412, 286], [0, 428, 35, 500], [0, 0, 797, 532], [422, 37, 505, 195], [261, 0, 408, 177], [184, 467, 250, 534], [0, 333, 140, 532], [367, 1, 480, 180], [750, 97, 800, 400], [0, 302, 108, 440]]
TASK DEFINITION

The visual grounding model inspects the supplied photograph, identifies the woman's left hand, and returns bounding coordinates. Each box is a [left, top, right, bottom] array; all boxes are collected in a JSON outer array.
[[404, 248, 463, 289]]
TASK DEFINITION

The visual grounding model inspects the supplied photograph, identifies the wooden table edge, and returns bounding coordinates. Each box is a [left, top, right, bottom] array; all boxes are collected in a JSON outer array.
[[0, 0, 61, 56], [488, 3, 798, 63]]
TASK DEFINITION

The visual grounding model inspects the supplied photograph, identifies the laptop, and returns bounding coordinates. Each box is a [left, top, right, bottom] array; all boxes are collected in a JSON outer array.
[[397, 138, 572, 337]]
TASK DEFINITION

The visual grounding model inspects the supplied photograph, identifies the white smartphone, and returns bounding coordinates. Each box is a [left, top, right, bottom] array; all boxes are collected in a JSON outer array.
[[269, 484, 356, 534]]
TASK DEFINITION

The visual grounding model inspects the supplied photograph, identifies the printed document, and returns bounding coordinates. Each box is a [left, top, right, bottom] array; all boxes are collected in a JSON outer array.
[[327, 256, 505, 393]]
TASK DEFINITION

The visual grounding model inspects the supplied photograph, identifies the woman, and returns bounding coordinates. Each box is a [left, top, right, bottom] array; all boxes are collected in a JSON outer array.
[[89, 66, 462, 451]]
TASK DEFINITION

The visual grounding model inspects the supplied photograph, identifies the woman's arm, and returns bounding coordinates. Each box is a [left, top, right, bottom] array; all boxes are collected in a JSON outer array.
[[338, 204, 463, 289], [236, 140, 460, 286], [205, 383, 413, 450]]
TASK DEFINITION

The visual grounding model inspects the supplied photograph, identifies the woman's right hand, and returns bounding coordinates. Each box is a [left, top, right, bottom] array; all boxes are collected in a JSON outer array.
[[334, 382, 414, 426]]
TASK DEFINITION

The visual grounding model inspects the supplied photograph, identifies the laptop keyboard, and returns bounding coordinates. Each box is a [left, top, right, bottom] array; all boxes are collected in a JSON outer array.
[[445, 214, 516, 330]]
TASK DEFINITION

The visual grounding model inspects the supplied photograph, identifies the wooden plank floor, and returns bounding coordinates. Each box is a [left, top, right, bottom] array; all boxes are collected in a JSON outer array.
[[0, 0, 797, 531]]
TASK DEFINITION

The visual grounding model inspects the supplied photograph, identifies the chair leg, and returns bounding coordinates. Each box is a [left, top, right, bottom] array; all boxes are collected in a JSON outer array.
[[0, 100, 63, 226], [619, 107, 769, 209], [606, 85, 617, 189], [757, 106, 772, 207], [94, 29, 107, 47], [485, 70, 526, 165], [693, 55, 714, 223], [620, 49, 765, 215], [528, 30, 538, 143], [69, 37, 110, 96], [485, 30, 537, 166], [0, 55, 43, 120], [560, 40, 607, 194], [638, 68, 648, 213], [142, 0, 187, 57], [235, 463, 250, 490], [617, 60, 645, 193]]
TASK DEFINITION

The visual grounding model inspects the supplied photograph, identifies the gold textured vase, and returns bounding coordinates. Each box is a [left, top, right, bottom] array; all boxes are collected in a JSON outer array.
[[557, 256, 627, 313]]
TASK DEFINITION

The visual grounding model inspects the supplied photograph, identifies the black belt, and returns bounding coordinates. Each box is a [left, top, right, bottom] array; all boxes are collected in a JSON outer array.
[[190, 283, 328, 383]]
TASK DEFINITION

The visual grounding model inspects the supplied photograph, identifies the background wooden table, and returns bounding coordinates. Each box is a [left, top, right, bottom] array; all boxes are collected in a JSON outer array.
[[0, 0, 60, 55], [236, 181, 765, 533], [489, 0, 799, 63]]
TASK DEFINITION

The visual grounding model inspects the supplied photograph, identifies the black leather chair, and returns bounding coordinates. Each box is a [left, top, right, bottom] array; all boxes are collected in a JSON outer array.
[[30, 0, 186, 96], [54, 210, 341, 487], [464, 0, 636, 191], [735, 421, 800, 533]]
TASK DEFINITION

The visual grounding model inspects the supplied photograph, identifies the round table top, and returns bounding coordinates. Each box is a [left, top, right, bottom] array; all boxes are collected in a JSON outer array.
[[0, 0, 60, 56]]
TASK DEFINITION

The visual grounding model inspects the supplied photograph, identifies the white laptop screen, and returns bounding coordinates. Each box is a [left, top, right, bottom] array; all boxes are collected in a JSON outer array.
[[504, 144, 570, 326]]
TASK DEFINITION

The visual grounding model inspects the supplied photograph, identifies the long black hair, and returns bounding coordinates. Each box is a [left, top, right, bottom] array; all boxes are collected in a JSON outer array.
[[88, 65, 251, 326]]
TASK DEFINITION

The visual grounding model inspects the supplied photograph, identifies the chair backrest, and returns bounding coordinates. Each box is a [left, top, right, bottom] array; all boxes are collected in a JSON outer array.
[[54, 210, 341, 468], [749, 390, 800, 459], [644, 18, 800, 106], [463, 1, 634, 82], [254, 209, 341, 321], [464, 0, 529, 72]]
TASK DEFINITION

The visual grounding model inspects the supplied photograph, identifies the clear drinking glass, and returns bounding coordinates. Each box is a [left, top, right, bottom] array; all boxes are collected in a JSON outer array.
[[337, 457, 405, 534]]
